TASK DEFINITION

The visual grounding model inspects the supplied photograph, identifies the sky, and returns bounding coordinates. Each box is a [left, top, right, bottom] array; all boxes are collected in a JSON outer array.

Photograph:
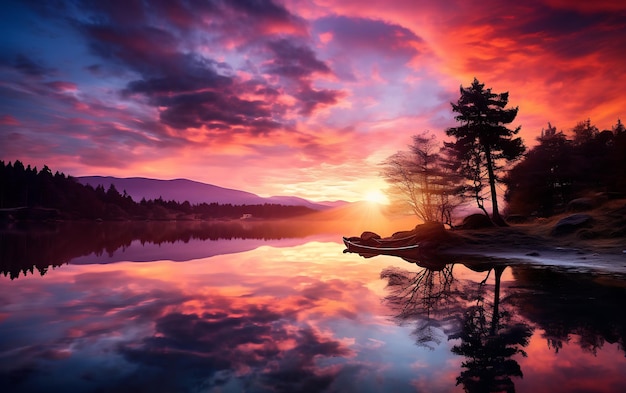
[[1, 0, 625, 202]]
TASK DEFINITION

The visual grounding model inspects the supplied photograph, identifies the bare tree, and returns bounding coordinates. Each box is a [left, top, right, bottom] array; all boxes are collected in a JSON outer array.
[[381, 132, 462, 226]]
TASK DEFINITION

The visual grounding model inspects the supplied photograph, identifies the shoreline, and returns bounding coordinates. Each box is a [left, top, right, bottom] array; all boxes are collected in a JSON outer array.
[[346, 199, 626, 274]]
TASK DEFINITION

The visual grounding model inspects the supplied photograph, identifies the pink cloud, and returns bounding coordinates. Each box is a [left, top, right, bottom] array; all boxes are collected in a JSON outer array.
[[45, 81, 78, 92], [0, 114, 20, 126], [3, 0, 624, 202]]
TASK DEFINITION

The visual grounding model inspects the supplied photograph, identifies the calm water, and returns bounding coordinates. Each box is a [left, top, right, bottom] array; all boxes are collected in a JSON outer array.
[[1, 221, 625, 393]]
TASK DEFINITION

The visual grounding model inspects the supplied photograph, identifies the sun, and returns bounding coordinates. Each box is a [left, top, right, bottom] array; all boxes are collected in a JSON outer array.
[[364, 190, 389, 205]]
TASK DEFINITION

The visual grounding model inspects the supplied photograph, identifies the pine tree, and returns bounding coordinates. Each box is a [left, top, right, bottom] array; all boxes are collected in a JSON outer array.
[[445, 78, 525, 226]]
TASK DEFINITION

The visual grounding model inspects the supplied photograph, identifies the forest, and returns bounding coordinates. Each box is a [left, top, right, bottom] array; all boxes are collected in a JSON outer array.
[[505, 120, 626, 216], [0, 160, 316, 221]]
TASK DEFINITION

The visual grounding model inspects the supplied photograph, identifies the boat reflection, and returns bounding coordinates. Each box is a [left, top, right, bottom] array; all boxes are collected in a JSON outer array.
[[380, 255, 626, 393]]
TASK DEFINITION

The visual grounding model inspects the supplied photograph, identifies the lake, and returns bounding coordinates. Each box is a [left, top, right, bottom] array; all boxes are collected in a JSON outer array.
[[1, 221, 626, 393]]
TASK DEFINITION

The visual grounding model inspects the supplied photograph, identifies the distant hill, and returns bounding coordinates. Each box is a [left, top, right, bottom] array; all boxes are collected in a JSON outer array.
[[77, 176, 344, 210], [265, 195, 345, 210]]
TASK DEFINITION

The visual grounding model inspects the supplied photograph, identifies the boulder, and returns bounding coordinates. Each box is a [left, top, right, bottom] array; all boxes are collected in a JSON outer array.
[[461, 214, 494, 229], [359, 231, 382, 245], [551, 214, 593, 236], [567, 198, 594, 212], [360, 231, 381, 241], [506, 214, 527, 224], [412, 221, 448, 239]]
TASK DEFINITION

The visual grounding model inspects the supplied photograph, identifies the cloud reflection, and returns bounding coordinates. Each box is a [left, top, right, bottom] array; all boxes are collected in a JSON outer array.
[[0, 244, 392, 392]]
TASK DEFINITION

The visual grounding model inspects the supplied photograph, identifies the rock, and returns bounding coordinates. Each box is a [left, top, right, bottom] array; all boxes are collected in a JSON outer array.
[[360, 231, 381, 241], [391, 229, 416, 239], [551, 214, 593, 236], [461, 214, 494, 229], [506, 214, 527, 224], [359, 231, 382, 245], [567, 198, 594, 212], [577, 229, 597, 239], [412, 222, 451, 250], [413, 221, 447, 238]]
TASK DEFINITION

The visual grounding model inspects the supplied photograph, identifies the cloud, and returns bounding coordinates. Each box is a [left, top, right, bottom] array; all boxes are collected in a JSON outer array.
[[72, 2, 339, 133], [12, 54, 55, 77], [45, 81, 78, 93], [0, 114, 20, 126], [123, 57, 233, 96], [117, 305, 352, 392], [262, 37, 345, 115], [2, 0, 625, 201], [315, 15, 423, 61], [265, 38, 332, 78], [296, 83, 345, 115]]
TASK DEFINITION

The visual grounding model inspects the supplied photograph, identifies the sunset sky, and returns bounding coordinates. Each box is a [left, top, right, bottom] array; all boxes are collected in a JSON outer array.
[[1, 0, 625, 202]]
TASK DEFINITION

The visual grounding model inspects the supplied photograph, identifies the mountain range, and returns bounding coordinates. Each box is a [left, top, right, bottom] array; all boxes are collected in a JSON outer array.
[[77, 176, 345, 210]]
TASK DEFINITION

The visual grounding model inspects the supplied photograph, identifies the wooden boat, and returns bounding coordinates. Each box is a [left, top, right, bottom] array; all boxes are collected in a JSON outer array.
[[343, 236, 419, 258]]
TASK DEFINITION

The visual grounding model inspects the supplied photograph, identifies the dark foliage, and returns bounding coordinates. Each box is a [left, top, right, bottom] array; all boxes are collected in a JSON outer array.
[[0, 160, 316, 221], [505, 120, 626, 216], [0, 220, 320, 280], [445, 78, 525, 226]]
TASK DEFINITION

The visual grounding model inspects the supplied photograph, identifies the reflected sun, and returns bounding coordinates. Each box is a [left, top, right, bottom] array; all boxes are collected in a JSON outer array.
[[364, 190, 389, 205]]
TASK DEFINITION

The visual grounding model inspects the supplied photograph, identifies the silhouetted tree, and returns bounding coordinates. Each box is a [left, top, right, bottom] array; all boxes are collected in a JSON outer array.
[[504, 123, 574, 216], [446, 79, 525, 226], [506, 119, 626, 216], [613, 119, 625, 135], [0, 161, 318, 221], [571, 118, 598, 146], [382, 132, 462, 226]]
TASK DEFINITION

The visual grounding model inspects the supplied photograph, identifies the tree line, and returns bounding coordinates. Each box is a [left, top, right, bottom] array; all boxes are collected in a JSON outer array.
[[382, 78, 625, 226], [505, 119, 626, 216], [1, 220, 324, 280], [0, 160, 316, 220]]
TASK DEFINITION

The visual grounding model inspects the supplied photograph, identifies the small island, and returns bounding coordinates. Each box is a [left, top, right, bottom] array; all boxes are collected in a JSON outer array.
[[345, 80, 626, 270]]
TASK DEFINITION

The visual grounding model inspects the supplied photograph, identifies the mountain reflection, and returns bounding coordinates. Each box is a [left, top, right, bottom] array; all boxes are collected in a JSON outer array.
[[1, 220, 325, 279], [381, 258, 626, 393]]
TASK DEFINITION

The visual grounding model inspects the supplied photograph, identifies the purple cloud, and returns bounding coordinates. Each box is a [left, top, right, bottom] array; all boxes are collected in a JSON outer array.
[[265, 38, 332, 78]]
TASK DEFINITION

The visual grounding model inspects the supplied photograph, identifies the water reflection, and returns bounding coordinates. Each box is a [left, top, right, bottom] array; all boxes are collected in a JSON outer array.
[[449, 265, 532, 393], [0, 220, 330, 279], [0, 243, 373, 392], [380, 258, 626, 393], [510, 267, 626, 357], [1, 229, 626, 392]]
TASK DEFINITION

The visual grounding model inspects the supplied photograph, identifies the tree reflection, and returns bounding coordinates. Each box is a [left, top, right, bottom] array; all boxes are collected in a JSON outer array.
[[382, 261, 532, 393], [0, 220, 321, 279], [509, 266, 626, 357], [381, 262, 460, 349], [450, 266, 532, 393]]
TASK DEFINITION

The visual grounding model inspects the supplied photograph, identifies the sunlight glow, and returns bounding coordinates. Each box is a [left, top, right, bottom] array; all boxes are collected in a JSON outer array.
[[364, 190, 389, 205]]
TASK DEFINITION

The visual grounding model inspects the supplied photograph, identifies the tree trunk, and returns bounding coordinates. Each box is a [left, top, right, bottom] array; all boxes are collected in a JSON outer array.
[[484, 146, 506, 226], [489, 266, 505, 337]]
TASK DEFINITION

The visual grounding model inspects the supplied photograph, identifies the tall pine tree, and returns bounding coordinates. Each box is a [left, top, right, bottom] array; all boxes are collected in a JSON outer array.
[[446, 79, 525, 226]]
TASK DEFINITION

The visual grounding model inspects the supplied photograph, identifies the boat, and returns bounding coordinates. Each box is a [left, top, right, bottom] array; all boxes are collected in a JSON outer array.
[[342, 236, 420, 258]]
